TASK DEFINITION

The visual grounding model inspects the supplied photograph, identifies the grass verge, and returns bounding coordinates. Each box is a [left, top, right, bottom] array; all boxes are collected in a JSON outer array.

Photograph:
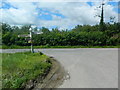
[[2, 52, 52, 88], [1, 45, 120, 49]]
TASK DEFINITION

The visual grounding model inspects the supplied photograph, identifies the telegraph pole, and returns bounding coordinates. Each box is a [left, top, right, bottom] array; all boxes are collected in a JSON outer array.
[[99, 1, 105, 31]]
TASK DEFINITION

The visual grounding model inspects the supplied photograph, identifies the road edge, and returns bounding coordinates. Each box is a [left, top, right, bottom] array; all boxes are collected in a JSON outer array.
[[22, 57, 67, 90]]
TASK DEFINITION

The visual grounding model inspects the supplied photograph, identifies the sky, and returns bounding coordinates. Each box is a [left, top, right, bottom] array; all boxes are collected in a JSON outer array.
[[0, 0, 119, 30]]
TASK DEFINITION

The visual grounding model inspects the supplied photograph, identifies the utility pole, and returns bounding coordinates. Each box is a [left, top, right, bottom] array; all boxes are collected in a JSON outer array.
[[99, 1, 105, 31], [100, 3, 104, 26], [29, 27, 34, 53]]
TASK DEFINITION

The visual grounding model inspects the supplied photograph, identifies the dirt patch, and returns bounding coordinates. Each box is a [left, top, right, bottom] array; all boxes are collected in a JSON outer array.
[[33, 57, 68, 89], [22, 56, 68, 90]]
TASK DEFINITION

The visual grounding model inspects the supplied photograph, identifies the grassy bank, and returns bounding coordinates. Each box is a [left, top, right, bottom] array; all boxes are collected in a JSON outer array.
[[2, 52, 52, 88], [1, 45, 120, 49]]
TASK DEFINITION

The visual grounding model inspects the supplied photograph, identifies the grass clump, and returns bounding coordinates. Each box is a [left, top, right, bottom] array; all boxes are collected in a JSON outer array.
[[2, 52, 51, 88]]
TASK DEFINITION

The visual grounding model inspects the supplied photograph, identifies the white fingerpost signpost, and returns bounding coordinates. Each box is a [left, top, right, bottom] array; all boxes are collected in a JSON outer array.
[[29, 27, 43, 53]]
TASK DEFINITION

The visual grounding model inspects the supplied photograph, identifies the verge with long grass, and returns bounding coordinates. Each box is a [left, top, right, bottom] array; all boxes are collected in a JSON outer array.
[[2, 52, 52, 88]]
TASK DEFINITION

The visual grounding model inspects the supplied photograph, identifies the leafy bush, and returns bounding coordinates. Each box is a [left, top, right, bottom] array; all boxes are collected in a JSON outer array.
[[1, 23, 120, 47]]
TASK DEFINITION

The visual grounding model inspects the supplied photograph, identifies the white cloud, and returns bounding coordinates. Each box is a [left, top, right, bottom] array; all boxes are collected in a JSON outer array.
[[1, 1, 119, 29], [1, 2, 38, 25], [36, 2, 118, 29], [5, 0, 119, 2], [104, 4, 118, 22]]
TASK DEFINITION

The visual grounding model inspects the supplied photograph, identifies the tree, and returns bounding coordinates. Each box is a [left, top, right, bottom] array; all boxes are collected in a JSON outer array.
[[1, 23, 120, 46], [20, 25, 31, 34], [41, 27, 50, 34], [2, 23, 12, 34]]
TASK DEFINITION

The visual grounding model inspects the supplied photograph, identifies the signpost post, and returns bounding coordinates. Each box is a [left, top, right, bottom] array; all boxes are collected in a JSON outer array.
[[29, 27, 34, 53]]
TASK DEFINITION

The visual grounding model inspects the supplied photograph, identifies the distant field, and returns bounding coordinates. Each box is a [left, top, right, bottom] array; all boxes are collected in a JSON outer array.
[[1, 45, 120, 49], [2, 52, 51, 88]]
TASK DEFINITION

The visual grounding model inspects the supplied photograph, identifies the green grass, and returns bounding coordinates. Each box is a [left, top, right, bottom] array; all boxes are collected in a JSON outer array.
[[0, 51, 2, 90], [1, 45, 120, 49], [2, 52, 51, 88], [0, 45, 2, 48]]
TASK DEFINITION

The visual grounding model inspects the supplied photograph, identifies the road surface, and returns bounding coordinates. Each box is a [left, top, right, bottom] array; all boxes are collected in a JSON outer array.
[[1, 48, 118, 88]]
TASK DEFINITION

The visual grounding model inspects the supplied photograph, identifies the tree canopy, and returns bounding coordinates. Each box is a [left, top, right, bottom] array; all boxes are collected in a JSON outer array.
[[1, 22, 120, 46]]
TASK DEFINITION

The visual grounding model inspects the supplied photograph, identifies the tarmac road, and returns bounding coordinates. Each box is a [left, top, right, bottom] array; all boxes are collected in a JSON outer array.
[[1, 48, 118, 88]]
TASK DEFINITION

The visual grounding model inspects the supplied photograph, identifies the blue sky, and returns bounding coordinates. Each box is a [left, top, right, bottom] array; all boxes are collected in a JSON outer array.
[[1, 2, 19, 9], [36, 8, 66, 20], [1, 1, 119, 30], [107, 2, 119, 13], [87, 2, 94, 6]]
